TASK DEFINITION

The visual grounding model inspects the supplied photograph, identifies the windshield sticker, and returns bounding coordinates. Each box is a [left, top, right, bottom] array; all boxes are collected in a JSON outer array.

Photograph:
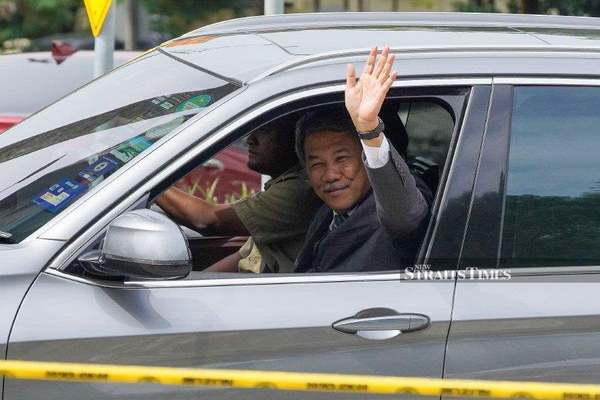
[[176, 94, 212, 112], [144, 116, 186, 140], [33, 178, 86, 213], [110, 136, 152, 163], [150, 96, 177, 112], [79, 155, 121, 184]]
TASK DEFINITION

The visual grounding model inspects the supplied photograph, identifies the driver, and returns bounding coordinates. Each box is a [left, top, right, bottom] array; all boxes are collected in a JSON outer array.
[[156, 116, 322, 273]]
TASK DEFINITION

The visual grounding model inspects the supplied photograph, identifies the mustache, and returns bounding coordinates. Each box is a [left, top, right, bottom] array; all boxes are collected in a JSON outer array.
[[323, 181, 350, 192]]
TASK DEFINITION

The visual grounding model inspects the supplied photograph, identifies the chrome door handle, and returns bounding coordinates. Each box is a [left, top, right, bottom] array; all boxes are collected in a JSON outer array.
[[332, 308, 430, 340]]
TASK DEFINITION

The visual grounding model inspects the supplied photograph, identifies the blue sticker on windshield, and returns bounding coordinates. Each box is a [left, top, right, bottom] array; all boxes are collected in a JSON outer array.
[[34, 178, 86, 213], [79, 155, 120, 184]]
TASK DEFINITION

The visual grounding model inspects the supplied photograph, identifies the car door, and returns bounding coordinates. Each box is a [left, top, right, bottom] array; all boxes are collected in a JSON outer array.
[[445, 81, 600, 384], [4, 83, 490, 400]]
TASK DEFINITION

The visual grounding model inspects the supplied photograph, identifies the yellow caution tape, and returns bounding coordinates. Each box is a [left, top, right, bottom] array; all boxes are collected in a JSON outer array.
[[1, 359, 599, 399]]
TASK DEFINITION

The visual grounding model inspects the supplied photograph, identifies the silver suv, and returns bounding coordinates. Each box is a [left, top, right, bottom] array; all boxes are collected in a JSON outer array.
[[2, 12, 600, 400]]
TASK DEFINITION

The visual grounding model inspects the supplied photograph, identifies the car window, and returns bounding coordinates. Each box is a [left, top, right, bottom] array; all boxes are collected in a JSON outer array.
[[179, 96, 460, 275], [500, 86, 600, 267], [64, 91, 465, 280], [0, 51, 239, 243]]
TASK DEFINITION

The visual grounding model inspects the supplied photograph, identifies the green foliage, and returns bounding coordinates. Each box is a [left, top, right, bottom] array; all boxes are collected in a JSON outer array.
[[0, 0, 83, 44], [196, 178, 220, 204], [0, 0, 260, 48], [540, 0, 600, 16], [139, 0, 260, 36], [224, 182, 256, 204], [182, 178, 255, 205], [454, 0, 498, 13], [455, 0, 600, 15], [183, 180, 199, 196]]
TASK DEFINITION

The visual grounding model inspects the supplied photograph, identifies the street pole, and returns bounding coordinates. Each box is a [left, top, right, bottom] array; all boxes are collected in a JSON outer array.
[[93, 0, 116, 78], [123, 0, 138, 51], [264, 0, 284, 15]]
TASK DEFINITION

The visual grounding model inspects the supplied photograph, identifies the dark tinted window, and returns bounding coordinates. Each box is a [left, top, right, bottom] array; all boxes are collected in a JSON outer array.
[[383, 99, 455, 195], [402, 101, 454, 167], [501, 86, 600, 267]]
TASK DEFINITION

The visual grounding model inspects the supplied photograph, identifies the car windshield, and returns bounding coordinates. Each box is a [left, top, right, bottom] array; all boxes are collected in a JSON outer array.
[[0, 50, 239, 243]]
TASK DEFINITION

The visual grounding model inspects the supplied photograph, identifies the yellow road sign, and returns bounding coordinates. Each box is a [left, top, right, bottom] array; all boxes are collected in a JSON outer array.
[[83, 0, 113, 37]]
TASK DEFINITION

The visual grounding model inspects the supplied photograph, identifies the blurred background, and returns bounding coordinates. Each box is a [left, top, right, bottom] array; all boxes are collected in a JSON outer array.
[[2, 0, 600, 53], [2, 0, 598, 202]]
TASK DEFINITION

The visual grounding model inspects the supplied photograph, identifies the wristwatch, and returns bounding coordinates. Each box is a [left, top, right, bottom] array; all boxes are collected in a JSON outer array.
[[357, 117, 385, 140]]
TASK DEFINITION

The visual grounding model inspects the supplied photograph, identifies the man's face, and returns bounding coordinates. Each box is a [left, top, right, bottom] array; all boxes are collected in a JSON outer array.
[[304, 130, 370, 213], [245, 128, 291, 175]]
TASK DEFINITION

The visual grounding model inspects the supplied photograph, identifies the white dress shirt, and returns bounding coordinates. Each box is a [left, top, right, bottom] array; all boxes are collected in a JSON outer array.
[[360, 134, 390, 169]]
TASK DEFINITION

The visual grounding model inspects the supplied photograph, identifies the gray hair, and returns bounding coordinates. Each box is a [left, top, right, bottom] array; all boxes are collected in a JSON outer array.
[[295, 107, 357, 166]]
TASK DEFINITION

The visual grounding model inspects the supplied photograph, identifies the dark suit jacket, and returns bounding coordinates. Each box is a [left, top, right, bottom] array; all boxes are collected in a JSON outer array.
[[295, 144, 432, 273]]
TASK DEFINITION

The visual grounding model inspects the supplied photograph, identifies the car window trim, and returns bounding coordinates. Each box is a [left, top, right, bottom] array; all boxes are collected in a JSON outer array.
[[494, 77, 600, 85], [456, 265, 600, 277], [412, 92, 470, 261], [250, 47, 600, 84], [45, 268, 416, 289], [47, 262, 600, 290], [45, 77, 492, 288], [157, 47, 243, 87], [424, 85, 492, 268], [459, 85, 513, 269]]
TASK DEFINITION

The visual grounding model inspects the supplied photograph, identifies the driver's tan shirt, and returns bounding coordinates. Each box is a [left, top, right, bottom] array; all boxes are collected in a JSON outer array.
[[231, 164, 321, 273]]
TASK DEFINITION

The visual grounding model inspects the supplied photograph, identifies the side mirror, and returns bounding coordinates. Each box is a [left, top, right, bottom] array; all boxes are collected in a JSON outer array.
[[79, 209, 191, 280]]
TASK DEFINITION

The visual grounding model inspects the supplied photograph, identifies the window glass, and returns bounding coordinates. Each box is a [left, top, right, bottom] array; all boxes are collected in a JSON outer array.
[[385, 100, 454, 195], [501, 86, 600, 267], [175, 138, 260, 204], [176, 136, 261, 272], [0, 51, 238, 243], [404, 101, 454, 167]]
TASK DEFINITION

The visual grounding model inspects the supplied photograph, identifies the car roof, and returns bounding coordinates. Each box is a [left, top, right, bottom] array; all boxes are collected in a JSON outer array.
[[188, 12, 600, 34], [162, 12, 600, 83]]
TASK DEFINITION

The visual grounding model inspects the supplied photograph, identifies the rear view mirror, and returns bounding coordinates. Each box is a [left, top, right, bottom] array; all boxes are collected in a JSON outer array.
[[79, 209, 191, 280]]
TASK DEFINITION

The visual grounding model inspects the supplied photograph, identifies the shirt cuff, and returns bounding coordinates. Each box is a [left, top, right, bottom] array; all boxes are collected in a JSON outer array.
[[361, 136, 390, 169]]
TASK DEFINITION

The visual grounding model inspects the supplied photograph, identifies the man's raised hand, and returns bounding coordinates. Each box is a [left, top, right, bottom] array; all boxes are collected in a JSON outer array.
[[345, 46, 397, 132]]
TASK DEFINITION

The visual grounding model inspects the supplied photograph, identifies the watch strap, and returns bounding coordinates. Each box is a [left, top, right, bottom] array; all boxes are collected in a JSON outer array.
[[357, 117, 385, 140]]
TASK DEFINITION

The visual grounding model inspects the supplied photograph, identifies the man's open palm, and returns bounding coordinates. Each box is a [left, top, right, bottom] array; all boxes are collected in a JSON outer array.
[[345, 46, 396, 132]]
